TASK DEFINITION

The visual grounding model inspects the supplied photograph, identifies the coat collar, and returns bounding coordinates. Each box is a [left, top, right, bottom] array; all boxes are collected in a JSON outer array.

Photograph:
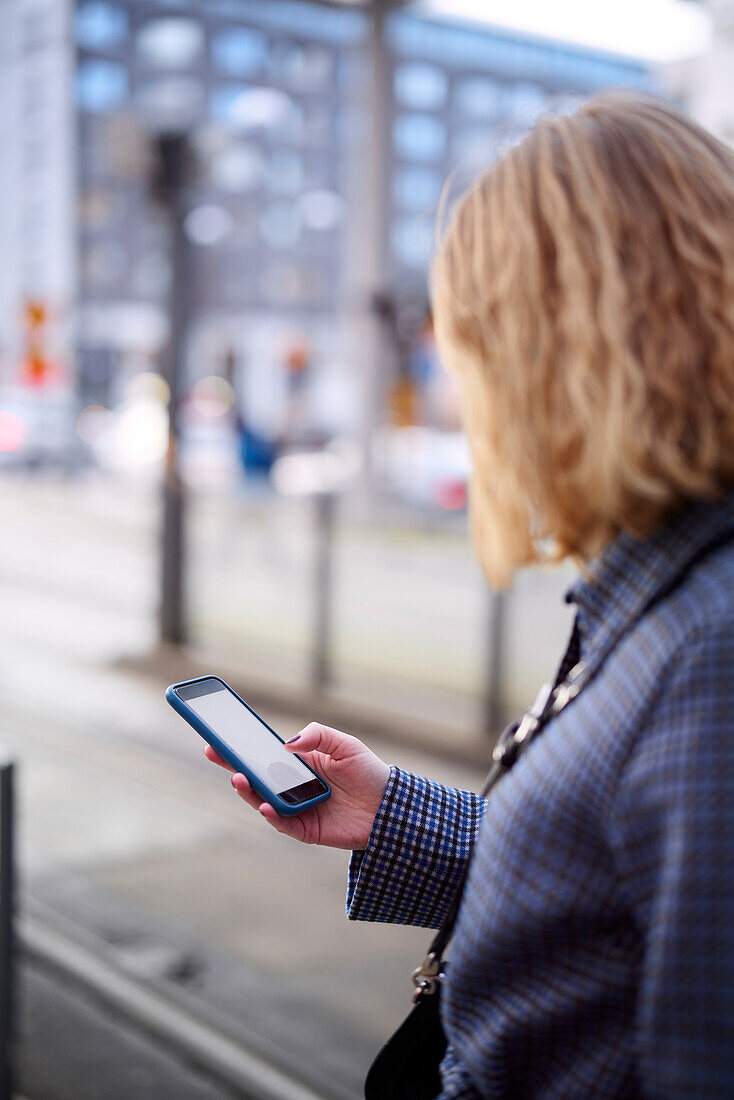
[[565, 492, 734, 669]]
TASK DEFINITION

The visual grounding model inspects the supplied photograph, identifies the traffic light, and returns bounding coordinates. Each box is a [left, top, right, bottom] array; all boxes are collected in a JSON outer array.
[[22, 300, 54, 386]]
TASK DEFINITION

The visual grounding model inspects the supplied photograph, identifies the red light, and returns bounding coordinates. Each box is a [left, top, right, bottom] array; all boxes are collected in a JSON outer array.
[[23, 353, 58, 387], [0, 411, 27, 452], [435, 479, 467, 511]]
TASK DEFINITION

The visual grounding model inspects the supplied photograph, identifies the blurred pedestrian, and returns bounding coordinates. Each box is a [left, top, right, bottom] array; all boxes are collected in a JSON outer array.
[[207, 93, 734, 1098], [282, 335, 313, 448], [222, 345, 278, 480]]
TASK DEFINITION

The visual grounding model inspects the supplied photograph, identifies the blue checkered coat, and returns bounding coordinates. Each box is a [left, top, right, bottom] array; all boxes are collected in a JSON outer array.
[[348, 494, 734, 1098]]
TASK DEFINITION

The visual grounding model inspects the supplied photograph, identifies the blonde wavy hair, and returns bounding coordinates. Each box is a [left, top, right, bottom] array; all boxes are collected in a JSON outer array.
[[431, 92, 734, 587]]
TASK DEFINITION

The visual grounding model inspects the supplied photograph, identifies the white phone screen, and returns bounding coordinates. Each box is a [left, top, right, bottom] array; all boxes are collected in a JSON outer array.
[[182, 682, 315, 795]]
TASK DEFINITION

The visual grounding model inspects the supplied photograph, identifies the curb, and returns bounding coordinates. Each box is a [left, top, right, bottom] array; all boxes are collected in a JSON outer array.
[[20, 914, 330, 1100]]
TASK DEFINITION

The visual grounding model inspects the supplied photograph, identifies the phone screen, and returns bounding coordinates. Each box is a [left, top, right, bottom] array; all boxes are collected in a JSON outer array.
[[177, 679, 325, 804]]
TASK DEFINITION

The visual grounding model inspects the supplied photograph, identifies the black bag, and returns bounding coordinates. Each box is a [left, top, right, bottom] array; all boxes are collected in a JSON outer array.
[[364, 525, 734, 1100], [364, 977, 448, 1100]]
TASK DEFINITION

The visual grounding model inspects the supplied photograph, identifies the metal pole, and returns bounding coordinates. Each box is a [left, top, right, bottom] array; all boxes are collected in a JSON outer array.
[[154, 134, 192, 647], [345, 0, 397, 501], [484, 590, 508, 737], [312, 492, 336, 690], [0, 761, 15, 1100]]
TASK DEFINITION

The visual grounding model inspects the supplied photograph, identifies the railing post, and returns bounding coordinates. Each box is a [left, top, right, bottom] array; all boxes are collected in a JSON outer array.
[[312, 492, 336, 691], [484, 590, 508, 737], [0, 760, 15, 1100], [152, 132, 194, 648]]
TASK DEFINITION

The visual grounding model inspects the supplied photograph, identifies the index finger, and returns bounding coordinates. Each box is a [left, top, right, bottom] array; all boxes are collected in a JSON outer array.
[[203, 744, 235, 772]]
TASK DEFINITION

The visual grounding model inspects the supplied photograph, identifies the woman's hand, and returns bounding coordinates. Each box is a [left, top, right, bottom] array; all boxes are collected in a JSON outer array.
[[204, 722, 391, 850]]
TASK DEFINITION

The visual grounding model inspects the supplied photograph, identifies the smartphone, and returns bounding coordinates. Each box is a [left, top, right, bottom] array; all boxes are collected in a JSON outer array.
[[166, 676, 331, 816]]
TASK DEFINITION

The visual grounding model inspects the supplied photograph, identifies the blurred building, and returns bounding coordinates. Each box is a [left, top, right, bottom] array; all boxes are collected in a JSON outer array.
[[0, 0, 656, 444], [0, 0, 75, 387], [663, 1, 733, 143]]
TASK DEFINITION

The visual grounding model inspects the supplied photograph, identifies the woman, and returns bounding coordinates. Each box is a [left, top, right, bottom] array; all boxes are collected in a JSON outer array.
[[207, 93, 734, 1097]]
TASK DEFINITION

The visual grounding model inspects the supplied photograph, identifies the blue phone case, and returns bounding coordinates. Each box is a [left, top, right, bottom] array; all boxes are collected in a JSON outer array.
[[165, 676, 331, 816]]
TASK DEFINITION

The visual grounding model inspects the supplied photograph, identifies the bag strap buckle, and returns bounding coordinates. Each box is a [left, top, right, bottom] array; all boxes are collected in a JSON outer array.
[[411, 951, 443, 1001]]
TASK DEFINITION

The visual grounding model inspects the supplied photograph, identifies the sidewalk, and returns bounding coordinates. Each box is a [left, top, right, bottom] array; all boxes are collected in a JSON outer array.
[[18, 953, 239, 1100]]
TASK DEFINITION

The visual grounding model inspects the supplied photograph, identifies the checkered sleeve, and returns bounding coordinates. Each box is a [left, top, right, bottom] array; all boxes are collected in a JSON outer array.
[[346, 765, 487, 928], [611, 620, 734, 1098]]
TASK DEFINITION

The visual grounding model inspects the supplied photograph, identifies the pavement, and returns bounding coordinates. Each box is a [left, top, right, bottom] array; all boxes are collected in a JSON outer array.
[[0, 469, 573, 1099], [18, 955, 240, 1100]]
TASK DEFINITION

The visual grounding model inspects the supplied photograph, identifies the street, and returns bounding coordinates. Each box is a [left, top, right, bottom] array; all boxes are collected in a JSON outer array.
[[188, 487, 575, 712]]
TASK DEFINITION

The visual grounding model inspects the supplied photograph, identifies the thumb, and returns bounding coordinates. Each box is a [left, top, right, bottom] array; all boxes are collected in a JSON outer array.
[[285, 722, 362, 761]]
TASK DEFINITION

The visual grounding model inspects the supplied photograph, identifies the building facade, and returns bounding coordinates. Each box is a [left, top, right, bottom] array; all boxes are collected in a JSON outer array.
[[0, 0, 655, 439], [664, 1, 734, 144]]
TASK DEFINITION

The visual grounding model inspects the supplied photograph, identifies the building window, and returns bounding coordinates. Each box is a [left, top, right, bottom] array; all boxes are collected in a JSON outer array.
[[394, 62, 448, 110], [137, 18, 204, 69], [454, 77, 503, 121], [210, 143, 263, 192], [392, 113, 446, 162], [76, 59, 128, 113], [392, 166, 442, 211], [211, 85, 297, 134], [75, 2, 128, 51], [390, 215, 432, 268], [211, 28, 267, 77]]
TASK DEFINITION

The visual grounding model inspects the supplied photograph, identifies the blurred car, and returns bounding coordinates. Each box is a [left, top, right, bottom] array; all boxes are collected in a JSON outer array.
[[0, 385, 90, 471], [373, 425, 469, 511]]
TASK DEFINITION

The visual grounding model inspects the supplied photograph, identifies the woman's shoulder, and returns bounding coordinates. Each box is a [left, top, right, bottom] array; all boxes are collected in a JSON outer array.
[[611, 541, 734, 801], [640, 531, 734, 668]]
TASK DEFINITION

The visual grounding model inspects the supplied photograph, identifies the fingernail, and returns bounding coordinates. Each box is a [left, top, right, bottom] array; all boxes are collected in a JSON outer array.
[[285, 734, 301, 744]]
